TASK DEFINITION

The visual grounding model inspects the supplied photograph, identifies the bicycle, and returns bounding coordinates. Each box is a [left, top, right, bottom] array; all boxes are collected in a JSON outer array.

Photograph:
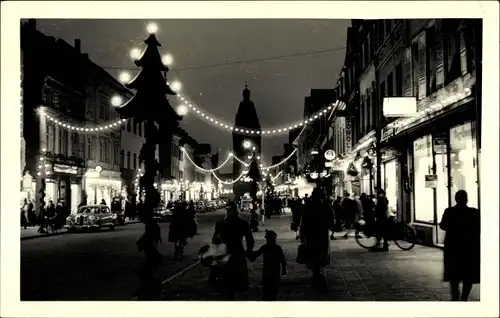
[[354, 217, 417, 251]]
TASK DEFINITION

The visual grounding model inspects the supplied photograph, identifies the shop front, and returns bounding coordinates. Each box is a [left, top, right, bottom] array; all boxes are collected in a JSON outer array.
[[409, 120, 479, 246], [84, 167, 121, 209]]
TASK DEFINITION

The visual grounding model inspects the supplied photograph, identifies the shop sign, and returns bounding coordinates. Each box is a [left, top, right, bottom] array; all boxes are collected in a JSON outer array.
[[425, 174, 438, 188], [433, 137, 447, 154], [381, 127, 395, 142], [383, 97, 417, 117], [53, 164, 78, 175], [324, 150, 336, 161], [22, 172, 33, 191]]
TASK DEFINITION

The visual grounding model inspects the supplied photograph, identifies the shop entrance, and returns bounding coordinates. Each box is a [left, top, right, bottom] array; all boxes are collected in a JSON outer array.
[[434, 136, 449, 246]]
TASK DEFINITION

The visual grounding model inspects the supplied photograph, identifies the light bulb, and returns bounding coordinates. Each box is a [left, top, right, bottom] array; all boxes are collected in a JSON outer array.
[[130, 48, 142, 60], [110, 95, 123, 107], [147, 23, 158, 34], [119, 72, 131, 84], [162, 54, 173, 66], [177, 105, 188, 116], [170, 81, 182, 92]]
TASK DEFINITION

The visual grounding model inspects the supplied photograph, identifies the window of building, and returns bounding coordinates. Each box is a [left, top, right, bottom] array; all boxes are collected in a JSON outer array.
[[361, 44, 365, 69], [60, 129, 68, 155], [366, 33, 371, 62], [413, 135, 434, 223], [138, 122, 142, 137], [133, 153, 137, 170], [71, 133, 79, 157], [133, 119, 137, 135], [46, 122, 55, 152], [127, 151, 131, 169], [113, 142, 119, 165], [378, 81, 385, 126], [87, 137, 92, 159], [395, 63, 403, 96], [366, 90, 372, 131], [104, 138, 109, 163], [127, 119, 131, 132], [99, 96, 109, 120], [120, 150, 124, 168], [99, 138, 104, 162], [387, 72, 394, 97], [385, 20, 392, 35], [52, 95, 59, 109], [449, 122, 478, 209]]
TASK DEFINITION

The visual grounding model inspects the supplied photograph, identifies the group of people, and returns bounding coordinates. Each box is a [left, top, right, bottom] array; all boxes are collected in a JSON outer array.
[[21, 198, 70, 233], [289, 189, 392, 250], [207, 187, 479, 302]]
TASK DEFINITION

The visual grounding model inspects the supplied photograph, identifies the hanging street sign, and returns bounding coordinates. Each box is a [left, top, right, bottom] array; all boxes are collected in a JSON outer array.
[[324, 150, 336, 161]]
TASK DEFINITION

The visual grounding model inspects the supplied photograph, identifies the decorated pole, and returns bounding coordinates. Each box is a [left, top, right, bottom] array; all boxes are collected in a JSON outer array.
[[114, 24, 182, 234]]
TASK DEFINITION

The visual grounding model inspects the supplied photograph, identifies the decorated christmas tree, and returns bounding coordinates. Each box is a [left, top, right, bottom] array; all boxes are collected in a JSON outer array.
[[115, 30, 182, 230]]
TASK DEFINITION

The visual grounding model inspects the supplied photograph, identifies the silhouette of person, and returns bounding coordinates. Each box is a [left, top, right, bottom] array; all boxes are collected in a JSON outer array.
[[439, 190, 480, 301]]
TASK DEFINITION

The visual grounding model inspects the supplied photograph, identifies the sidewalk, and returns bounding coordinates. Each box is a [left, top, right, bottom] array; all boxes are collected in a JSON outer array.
[[20, 219, 142, 241], [161, 214, 480, 301]]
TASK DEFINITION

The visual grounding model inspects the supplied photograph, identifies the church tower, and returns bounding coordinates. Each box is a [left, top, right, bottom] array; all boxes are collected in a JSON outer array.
[[232, 84, 261, 198]]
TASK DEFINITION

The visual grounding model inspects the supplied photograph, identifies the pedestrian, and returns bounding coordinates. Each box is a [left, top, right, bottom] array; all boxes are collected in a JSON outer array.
[[290, 197, 303, 240], [250, 230, 287, 301], [360, 193, 374, 224], [186, 200, 198, 237], [326, 196, 337, 240], [211, 201, 255, 300], [374, 189, 390, 251], [21, 198, 29, 229], [439, 190, 480, 301], [100, 199, 107, 206], [28, 199, 36, 226], [333, 196, 344, 234], [168, 201, 189, 260], [299, 188, 335, 290], [341, 192, 359, 239]]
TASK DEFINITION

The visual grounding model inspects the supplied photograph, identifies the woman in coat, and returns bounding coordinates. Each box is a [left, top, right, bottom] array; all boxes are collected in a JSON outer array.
[[299, 188, 335, 289], [439, 190, 480, 301]]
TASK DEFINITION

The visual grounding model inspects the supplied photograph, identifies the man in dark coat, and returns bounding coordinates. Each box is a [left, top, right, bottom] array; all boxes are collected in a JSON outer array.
[[212, 201, 255, 300], [439, 190, 480, 301], [299, 188, 335, 290]]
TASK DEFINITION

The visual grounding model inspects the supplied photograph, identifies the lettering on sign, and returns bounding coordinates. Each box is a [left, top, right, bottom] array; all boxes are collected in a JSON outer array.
[[381, 127, 395, 142], [53, 164, 78, 175]]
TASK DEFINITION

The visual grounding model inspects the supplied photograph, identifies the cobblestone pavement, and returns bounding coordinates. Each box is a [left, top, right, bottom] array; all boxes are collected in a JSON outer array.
[[162, 214, 480, 301]]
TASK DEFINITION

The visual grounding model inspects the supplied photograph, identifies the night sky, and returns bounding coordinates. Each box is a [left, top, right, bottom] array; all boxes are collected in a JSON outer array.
[[36, 19, 349, 172]]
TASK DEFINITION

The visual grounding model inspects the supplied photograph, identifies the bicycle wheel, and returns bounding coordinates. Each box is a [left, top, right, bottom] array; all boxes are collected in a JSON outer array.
[[394, 223, 416, 251], [355, 228, 379, 249]]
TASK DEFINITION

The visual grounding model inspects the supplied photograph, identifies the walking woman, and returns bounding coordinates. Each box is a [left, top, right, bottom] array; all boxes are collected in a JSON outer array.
[[439, 190, 480, 301], [299, 188, 335, 290]]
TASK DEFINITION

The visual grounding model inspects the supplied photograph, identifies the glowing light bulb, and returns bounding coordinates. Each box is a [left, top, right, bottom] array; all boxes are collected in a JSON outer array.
[[243, 140, 251, 149], [170, 81, 182, 92], [177, 105, 188, 116], [119, 72, 131, 84], [130, 48, 141, 60], [162, 54, 173, 66], [110, 95, 123, 107], [147, 22, 158, 34]]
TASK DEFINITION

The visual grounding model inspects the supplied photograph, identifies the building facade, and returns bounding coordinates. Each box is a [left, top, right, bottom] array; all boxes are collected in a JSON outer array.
[[313, 19, 482, 247]]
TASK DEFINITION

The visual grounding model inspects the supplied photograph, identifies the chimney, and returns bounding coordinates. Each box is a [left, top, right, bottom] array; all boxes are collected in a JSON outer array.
[[28, 19, 36, 29], [74, 39, 81, 53]]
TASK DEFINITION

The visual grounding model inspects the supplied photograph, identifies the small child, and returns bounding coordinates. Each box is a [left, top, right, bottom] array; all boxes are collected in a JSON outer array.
[[252, 230, 287, 301]]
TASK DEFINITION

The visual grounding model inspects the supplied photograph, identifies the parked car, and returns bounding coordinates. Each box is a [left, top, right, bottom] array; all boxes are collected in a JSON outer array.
[[66, 205, 116, 231], [153, 204, 172, 222]]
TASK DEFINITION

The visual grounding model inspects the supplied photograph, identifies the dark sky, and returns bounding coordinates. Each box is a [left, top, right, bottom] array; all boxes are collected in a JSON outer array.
[[36, 19, 349, 172]]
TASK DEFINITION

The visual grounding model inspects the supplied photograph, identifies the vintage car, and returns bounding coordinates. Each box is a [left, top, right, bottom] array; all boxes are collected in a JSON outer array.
[[153, 203, 172, 222], [66, 205, 116, 231]]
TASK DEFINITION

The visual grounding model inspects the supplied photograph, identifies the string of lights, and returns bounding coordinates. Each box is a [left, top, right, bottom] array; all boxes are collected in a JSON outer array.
[[34, 21, 340, 136], [270, 171, 283, 182], [261, 149, 298, 170], [211, 171, 247, 185], [180, 147, 235, 172]]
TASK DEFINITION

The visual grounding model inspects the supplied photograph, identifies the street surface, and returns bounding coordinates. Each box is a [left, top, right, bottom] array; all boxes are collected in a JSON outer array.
[[21, 210, 228, 300], [21, 210, 480, 301]]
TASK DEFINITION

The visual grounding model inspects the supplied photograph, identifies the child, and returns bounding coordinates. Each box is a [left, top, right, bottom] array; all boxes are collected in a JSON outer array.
[[252, 230, 287, 301]]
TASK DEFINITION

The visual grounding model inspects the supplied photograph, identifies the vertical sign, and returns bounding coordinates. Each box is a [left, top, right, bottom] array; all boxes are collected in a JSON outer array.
[[345, 118, 352, 154]]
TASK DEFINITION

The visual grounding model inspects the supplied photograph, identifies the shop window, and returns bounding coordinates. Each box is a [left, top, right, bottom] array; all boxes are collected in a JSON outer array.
[[413, 135, 434, 223], [449, 122, 478, 208], [46, 122, 55, 152]]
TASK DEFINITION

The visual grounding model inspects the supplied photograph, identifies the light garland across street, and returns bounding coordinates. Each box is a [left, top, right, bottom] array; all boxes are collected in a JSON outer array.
[[211, 171, 247, 185]]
